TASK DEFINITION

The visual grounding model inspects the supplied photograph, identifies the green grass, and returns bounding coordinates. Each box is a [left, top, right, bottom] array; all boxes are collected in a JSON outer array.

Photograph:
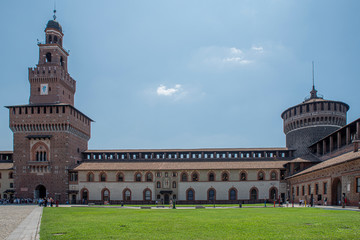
[[104, 203, 263, 207], [40, 207, 360, 240]]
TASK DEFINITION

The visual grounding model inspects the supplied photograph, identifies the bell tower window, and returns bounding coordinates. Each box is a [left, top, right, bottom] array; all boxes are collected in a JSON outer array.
[[54, 36, 58, 43], [48, 35, 52, 44], [46, 53, 52, 63], [60, 56, 64, 67]]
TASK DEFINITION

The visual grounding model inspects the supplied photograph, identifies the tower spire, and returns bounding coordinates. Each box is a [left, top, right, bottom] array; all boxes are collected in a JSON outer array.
[[53, 2, 57, 20], [310, 61, 318, 99]]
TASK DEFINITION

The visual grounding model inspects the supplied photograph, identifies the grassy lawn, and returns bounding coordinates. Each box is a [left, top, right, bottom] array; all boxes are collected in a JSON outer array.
[[40, 207, 360, 240]]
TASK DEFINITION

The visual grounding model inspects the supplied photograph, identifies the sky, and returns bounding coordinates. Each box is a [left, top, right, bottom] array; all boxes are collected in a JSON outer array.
[[0, 0, 359, 151]]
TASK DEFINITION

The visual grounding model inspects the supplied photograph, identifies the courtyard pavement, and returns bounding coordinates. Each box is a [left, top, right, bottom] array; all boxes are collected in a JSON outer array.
[[1, 203, 358, 240], [0, 205, 42, 240]]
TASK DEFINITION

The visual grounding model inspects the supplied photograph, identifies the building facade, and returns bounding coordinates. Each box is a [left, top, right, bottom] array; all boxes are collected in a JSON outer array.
[[1, 14, 359, 206]]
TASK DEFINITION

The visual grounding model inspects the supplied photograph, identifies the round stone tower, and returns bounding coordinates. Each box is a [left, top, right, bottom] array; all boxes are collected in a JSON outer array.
[[281, 86, 349, 157]]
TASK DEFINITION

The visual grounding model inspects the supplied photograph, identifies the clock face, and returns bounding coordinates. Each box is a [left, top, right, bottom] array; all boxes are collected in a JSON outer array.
[[40, 84, 48, 95]]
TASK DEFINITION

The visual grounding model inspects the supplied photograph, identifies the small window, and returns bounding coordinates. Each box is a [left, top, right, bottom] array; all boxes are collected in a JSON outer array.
[[10, 183, 14, 188], [250, 188, 257, 200], [323, 182, 328, 194], [117, 173, 124, 182], [9, 172, 13, 179], [45, 52, 52, 62], [87, 173, 94, 182], [258, 171, 264, 181], [356, 178, 360, 193], [146, 173, 153, 182], [187, 189, 194, 201], [208, 189, 215, 201], [192, 172, 199, 182], [222, 172, 229, 181], [156, 181, 161, 188], [172, 181, 176, 188], [124, 190, 131, 201], [208, 172, 215, 181], [229, 188, 237, 200], [240, 172, 247, 181], [172, 172, 177, 177], [144, 190, 151, 201], [270, 171, 277, 180], [156, 172, 161, 178], [100, 173, 106, 182], [181, 173, 188, 182], [54, 36, 58, 43], [135, 173, 142, 182]]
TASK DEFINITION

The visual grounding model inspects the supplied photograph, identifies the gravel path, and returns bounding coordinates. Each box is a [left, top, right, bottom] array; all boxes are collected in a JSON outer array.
[[0, 205, 36, 240]]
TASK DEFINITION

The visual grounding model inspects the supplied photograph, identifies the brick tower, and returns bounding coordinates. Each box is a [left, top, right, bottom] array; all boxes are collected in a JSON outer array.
[[281, 85, 349, 157], [6, 12, 92, 203]]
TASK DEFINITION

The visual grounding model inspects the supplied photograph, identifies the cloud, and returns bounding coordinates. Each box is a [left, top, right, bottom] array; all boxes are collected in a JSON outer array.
[[157, 84, 182, 96], [191, 45, 263, 70], [251, 46, 264, 53]]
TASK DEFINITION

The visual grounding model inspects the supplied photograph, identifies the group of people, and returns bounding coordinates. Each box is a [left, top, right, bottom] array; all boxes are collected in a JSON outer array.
[[0, 198, 33, 204], [38, 197, 57, 207]]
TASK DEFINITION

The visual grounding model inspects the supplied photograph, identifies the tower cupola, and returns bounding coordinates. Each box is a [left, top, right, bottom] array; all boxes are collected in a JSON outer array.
[[281, 67, 349, 157], [28, 10, 75, 106]]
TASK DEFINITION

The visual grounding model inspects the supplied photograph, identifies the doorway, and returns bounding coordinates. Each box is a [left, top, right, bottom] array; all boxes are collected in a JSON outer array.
[[332, 178, 341, 205], [164, 194, 170, 204], [35, 185, 46, 199]]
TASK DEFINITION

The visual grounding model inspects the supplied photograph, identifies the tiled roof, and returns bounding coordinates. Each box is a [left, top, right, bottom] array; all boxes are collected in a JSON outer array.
[[84, 148, 290, 153], [289, 150, 360, 178], [0, 162, 13, 170], [287, 154, 321, 163], [74, 160, 289, 171]]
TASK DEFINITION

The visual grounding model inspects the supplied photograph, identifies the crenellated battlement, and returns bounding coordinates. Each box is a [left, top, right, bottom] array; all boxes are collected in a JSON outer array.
[[29, 66, 76, 90]]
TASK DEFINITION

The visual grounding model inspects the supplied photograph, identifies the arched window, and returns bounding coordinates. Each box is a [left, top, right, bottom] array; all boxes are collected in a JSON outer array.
[[172, 181, 176, 188], [192, 172, 199, 182], [270, 171, 277, 180], [102, 188, 110, 202], [258, 171, 265, 181], [54, 36, 58, 43], [9, 171, 13, 179], [123, 189, 131, 201], [181, 172, 188, 182], [135, 172, 142, 182], [45, 52, 52, 62], [187, 189, 195, 201], [100, 172, 107, 182], [31, 142, 49, 162], [117, 172, 124, 182], [250, 188, 258, 200], [146, 172, 153, 182], [208, 188, 216, 201], [269, 187, 278, 200], [208, 172, 215, 181], [48, 35, 52, 43], [240, 171, 247, 181], [87, 172, 94, 182], [229, 188, 237, 200], [156, 181, 161, 188], [222, 172, 229, 181], [144, 189, 151, 201]]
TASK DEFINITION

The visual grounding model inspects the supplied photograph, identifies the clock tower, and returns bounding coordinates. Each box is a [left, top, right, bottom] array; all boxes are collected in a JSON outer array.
[[29, 13, 75, 106], [7, 12, 92, 203]]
